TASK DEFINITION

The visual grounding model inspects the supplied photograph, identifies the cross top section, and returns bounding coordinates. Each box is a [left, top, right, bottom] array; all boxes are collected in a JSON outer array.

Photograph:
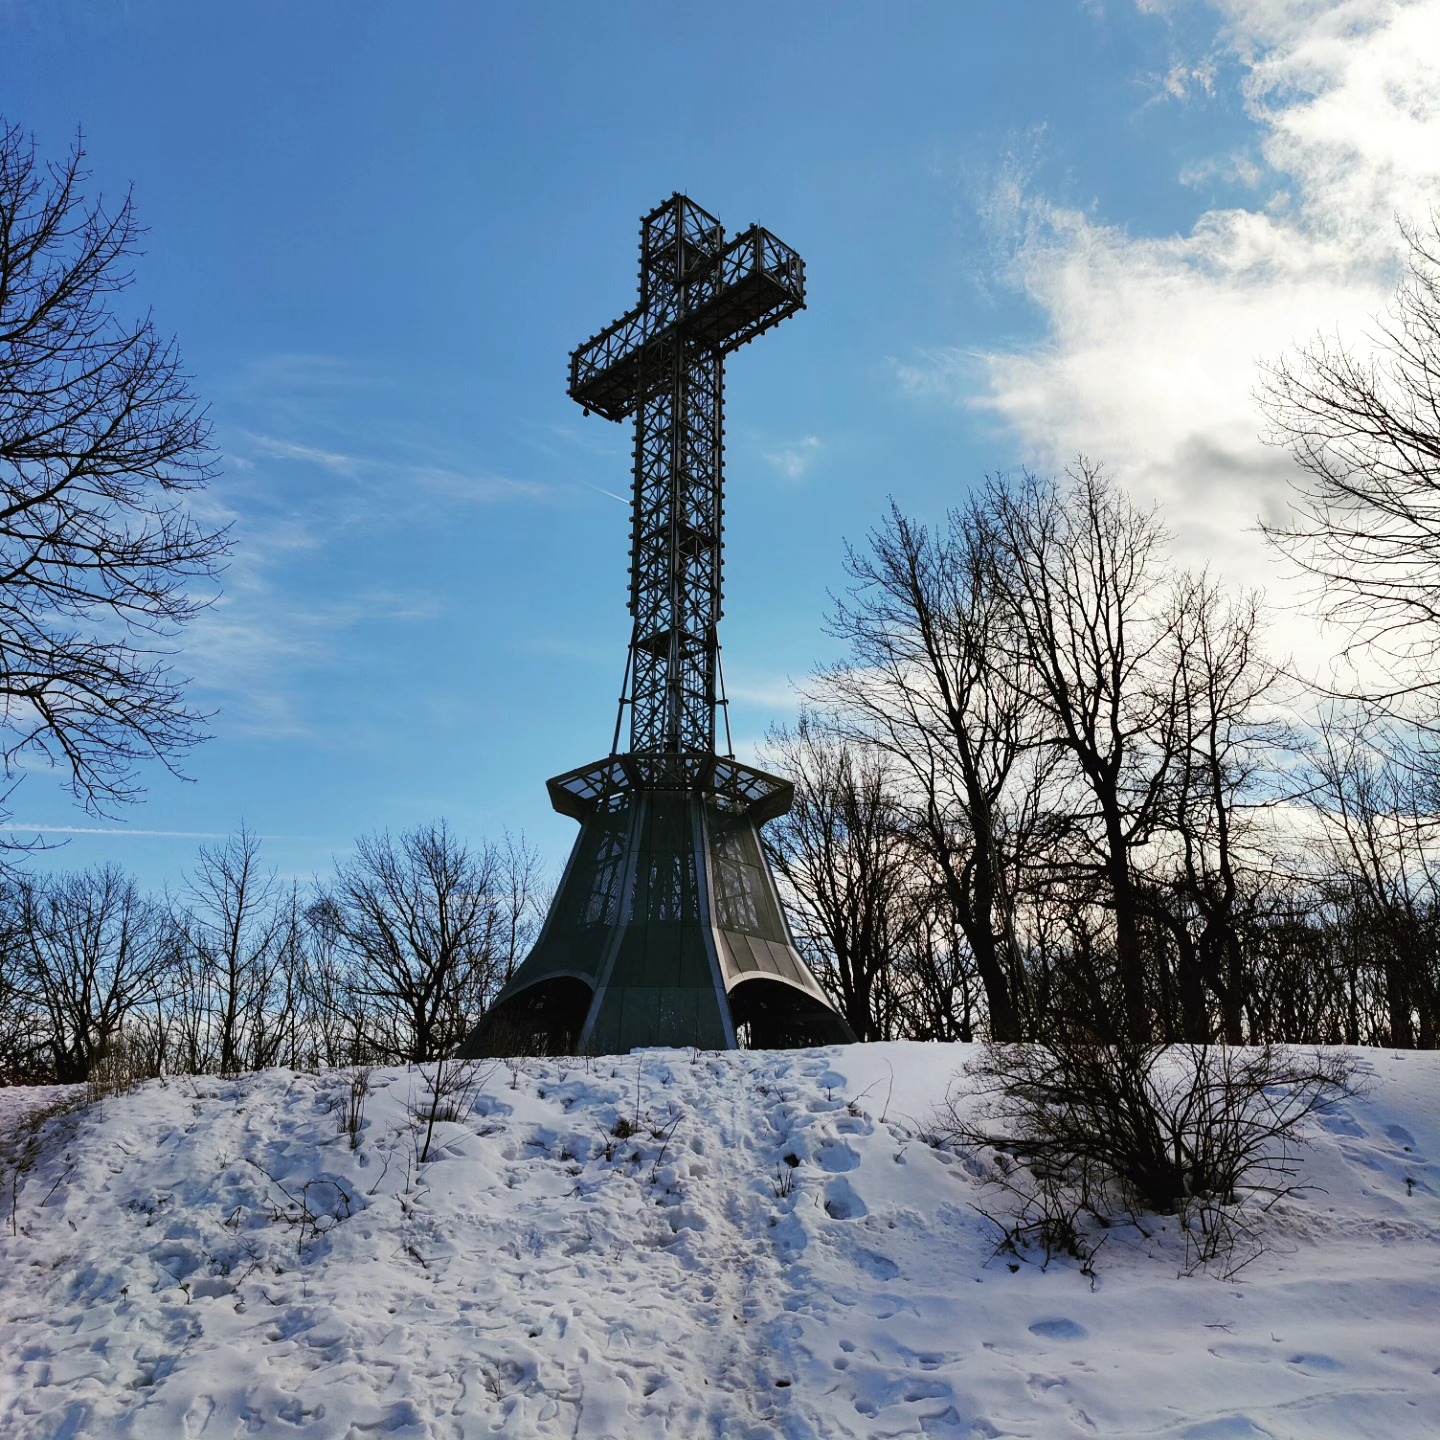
[[567, 195, 806, 772]]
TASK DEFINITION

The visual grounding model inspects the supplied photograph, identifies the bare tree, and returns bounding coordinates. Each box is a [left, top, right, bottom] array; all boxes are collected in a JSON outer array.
[[988, 463, 1181, 1040], [18, 865, 172, 1082], [0, 121, 227, 829], [888, 916, 983, 1042], [177, 828, 297, 1075], [818, 501, 1048, 1039], [1238, 882, 1358, 1046], [762, 715, 921, 1040], [493, 831, 547, 987], [1157, 575, 1291, 1041], [1305, 712, 1439, 1049], [294, 914, 372, 1069], [316, 822, 511, 1063], [1256, 212, 1440, 1047], [1260, 214, 1440, 709], [810, 475, 1326, 1048], [0, 882, 49, 1082]]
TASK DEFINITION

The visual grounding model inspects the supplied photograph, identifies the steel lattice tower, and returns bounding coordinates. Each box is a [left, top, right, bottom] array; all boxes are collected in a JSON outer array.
[[460, 196, 854, 1056]]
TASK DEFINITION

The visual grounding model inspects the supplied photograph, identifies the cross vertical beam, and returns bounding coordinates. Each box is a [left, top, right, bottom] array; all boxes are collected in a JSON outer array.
[[629, 346, 722, 755], [569, 194, 806, 772]]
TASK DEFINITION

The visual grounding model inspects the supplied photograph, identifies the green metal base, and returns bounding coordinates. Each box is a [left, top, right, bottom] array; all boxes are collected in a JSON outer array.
[[457, 755, 855, 1057]]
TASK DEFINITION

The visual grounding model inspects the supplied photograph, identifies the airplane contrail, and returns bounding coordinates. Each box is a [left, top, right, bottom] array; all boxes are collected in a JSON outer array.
[[586, 483, 629, 505], [10, 824, 253, 839]]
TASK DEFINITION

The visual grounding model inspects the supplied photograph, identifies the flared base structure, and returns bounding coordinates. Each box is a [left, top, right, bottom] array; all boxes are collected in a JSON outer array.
[[458, 753, 855, 1057]]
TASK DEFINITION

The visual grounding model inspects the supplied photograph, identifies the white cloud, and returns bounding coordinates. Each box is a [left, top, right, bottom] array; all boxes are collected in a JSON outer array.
[[913, 0, 1440, 680], [409, 466, 549, 505], [1178, 152, 1266, 188], [762, 435, 823, 480], [723, 670, 805, 715], [245, 434, 358, 474], [1161, 57, 1218, 100]]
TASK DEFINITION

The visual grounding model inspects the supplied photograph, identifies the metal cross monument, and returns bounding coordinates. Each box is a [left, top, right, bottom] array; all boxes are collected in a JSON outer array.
[[460, 196, 854, 1056]]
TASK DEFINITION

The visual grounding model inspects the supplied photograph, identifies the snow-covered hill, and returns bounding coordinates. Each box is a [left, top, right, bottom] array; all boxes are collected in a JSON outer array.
[[1, 1044, 1436, 1439]]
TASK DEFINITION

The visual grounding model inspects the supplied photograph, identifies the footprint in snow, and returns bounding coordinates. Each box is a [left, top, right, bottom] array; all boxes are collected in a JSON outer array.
[[148, 1242, 202, 1281], [182, 1393, 217, 1439], [1028, 1318, 1086, 1341], [1181, 1418, 1273, 1440], [817, 1140, 860, 1173], [855, 1249, 900, 1280], [823, 1178, 867, 1220], [901, 1349, 946, 1370], [1288, 1353, 1343, 1374]]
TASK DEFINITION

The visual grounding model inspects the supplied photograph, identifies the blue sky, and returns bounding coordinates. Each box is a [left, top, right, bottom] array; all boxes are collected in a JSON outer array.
[[2, 0, 1437, 890]]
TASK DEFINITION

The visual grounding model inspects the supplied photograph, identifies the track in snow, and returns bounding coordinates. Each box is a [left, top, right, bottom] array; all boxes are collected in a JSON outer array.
[[1, 1043, 1437, 1439]]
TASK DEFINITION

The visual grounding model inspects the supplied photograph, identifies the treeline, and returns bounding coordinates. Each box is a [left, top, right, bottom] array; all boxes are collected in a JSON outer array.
[[763, 465, 1439, 1051], [0, 824, 545, 1085], [5, 469, 1433, 1078]]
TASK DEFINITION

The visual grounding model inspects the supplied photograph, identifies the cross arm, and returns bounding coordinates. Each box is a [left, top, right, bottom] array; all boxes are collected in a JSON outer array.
[[568, 226, 806, 421]]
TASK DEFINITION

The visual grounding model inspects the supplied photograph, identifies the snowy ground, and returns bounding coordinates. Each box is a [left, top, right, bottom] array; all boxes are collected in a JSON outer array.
[[0, 1043, 1436, 1439]]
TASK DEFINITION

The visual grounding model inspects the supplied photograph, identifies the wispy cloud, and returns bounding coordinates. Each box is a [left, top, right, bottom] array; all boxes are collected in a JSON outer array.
[[1158, 55, 1218, 101], [183, 589, 437, 739], [220, 354, 553, 519], [224, 438, 548, 518], [892, 348, 985, 405], [245, 433, 358, 474], [189, 353, 556, 739], [902, 0, 1440, 679], [525, 418, 629, 460], [761, 435, 823, 481], [521, 635, 618, 667], [410, 466, 549, 505], [1177, 151, 1265, 189], [724, 670, 804, 714]]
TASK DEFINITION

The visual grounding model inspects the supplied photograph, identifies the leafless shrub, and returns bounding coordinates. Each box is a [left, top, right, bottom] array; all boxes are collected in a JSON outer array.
[[246, 1158, 352, 1254], [647, 1108, 684, 1184], [771, 1154, 799, 1199], [936, 1038, 1354, 1274], [341, 1064, 373, 1150], [86, 1030, 140, 1104], [410, 1055, 493, 1164], [976, 1154, 1101, 1275]]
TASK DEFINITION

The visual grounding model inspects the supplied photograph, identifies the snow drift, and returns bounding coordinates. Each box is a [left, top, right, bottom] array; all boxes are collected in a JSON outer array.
[[0, 1043, 1436, 1438]]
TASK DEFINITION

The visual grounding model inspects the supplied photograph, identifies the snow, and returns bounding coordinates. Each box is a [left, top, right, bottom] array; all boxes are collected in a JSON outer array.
[[0, 1043, 1436, 1439]]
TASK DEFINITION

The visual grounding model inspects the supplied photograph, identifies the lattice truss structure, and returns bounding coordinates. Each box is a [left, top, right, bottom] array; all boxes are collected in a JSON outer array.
[[569, 195, 806, 764], [456, 196, 854, 1058]]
